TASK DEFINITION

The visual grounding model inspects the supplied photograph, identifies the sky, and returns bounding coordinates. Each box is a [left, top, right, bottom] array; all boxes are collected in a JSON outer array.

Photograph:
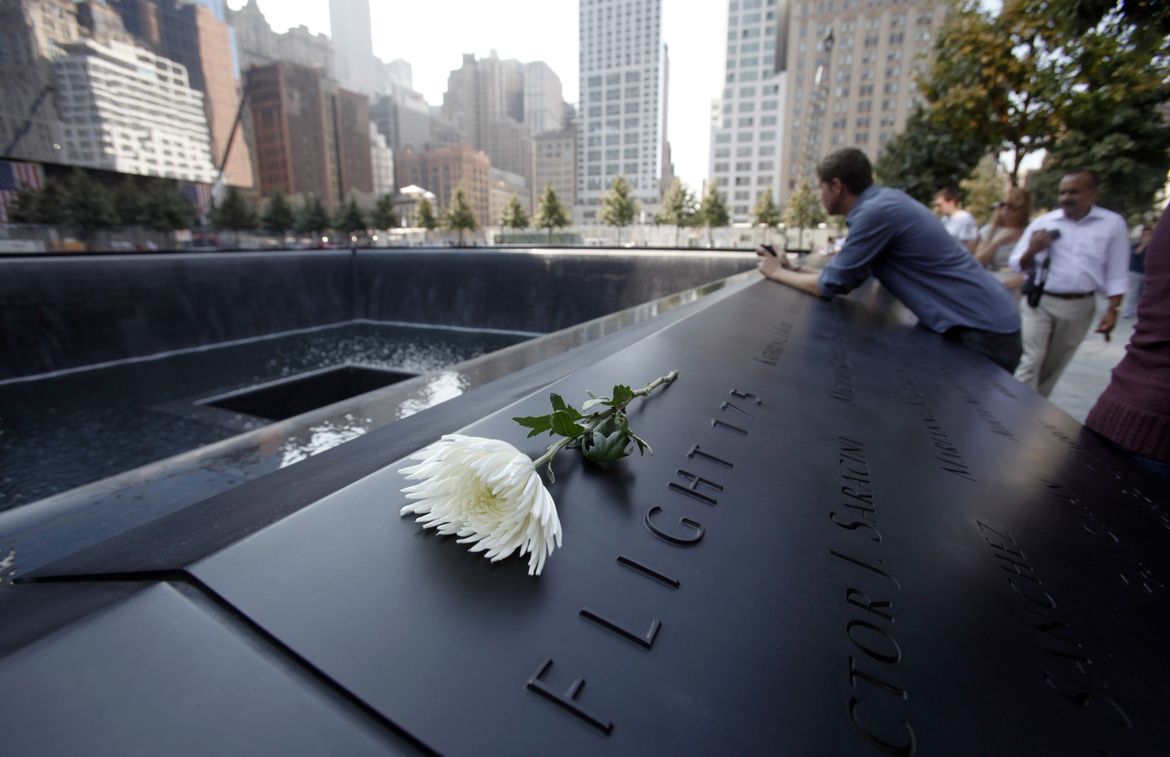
[[225, 0, 727, 191]]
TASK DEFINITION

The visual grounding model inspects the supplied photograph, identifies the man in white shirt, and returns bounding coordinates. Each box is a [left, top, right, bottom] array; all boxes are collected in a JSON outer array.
[[1009, 170, 1130, 396], [932, 187, 978, 254]]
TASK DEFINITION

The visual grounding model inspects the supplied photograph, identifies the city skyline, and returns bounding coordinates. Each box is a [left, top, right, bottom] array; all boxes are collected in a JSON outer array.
[[224, 0, 724, 192]]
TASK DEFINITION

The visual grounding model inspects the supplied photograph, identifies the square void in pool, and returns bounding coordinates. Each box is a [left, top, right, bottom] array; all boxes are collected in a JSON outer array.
[[200, 364, 416, 421]]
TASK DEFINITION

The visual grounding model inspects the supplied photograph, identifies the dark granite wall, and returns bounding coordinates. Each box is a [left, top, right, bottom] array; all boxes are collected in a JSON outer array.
[[355, 249, 755, 332], [0, 248, 755, 380]]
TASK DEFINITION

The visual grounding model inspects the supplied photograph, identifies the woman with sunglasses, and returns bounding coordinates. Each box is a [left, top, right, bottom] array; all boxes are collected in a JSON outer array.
[[974, 186, 1033, 299]]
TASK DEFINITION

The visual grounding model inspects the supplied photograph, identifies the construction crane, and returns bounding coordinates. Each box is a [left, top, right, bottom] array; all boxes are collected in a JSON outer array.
[[210, 66, 257, 207], [799, 27, 835, 186], [3, 85, 55, 158]]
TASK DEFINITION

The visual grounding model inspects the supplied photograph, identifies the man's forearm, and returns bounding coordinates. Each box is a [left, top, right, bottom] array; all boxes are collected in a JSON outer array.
[[759, 260, 824, 297]]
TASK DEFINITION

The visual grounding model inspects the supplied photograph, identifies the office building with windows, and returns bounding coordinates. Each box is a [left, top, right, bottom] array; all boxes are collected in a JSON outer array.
[[576, 0, 669, 223], [711, 0, 948, 217], [781, 0, 946, 201], [52, 38, 217, 183], [708, 0, 787, 222]]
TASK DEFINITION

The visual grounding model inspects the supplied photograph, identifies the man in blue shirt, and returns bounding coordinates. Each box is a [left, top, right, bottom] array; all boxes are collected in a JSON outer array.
[[758, 148, 1022, 372]]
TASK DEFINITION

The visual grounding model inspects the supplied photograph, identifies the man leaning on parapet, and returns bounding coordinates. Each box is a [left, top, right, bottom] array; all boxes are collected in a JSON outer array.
[[1008, 170, 1129, 397], [756, 148, 1022, 372]]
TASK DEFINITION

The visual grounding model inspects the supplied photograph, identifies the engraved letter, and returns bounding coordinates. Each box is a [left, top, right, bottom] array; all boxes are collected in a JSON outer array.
[[729, 389, 763, 405], [645, 506, 704, 546], [720, 401, 754, 421], [1008, 577, 1057, 610], [1042, 671, 1133, 730], [527, 659, 614, 734], [848, 656, 907, 700], [995, 553, 1041, 583], [848, 697, 917, 756], [711, 418, 748, 435], [847, 619, 902, 664], [580, 607, 661, 650], [831, 550, 902, 590], [669, 469, 723, 506], [616, 555, 680, 589], [846, 588, 894, 622], [830, 513, 883, 542], [687, 444, 734, 469]]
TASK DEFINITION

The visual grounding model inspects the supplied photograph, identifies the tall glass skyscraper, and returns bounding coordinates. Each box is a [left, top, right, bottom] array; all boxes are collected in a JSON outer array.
[[328, 0, 376, 94], [576, 0, 669, 223]]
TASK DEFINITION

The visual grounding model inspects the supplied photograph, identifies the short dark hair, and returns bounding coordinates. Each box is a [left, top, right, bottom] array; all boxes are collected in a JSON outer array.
[[1065, 169, 1099, 189], [935, 187, 962, 203], [816, 148, 873, 195]]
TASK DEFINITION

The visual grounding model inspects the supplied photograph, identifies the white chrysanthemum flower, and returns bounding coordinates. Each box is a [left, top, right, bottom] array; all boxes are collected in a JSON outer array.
[[400, 434, 562, 576]]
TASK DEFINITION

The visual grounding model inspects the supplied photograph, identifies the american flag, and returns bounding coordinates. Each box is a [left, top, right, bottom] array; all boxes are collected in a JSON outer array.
[[185, 182, 214, 221], [0, 161, 44, 224]]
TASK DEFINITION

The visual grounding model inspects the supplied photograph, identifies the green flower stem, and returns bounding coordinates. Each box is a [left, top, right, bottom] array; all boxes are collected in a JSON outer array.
[[533, 434, 576, 469], [631, 370, 679, 401]]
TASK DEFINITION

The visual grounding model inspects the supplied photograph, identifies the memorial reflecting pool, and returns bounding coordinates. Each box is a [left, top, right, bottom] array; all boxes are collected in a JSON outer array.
[[0, 322, 531, 510]]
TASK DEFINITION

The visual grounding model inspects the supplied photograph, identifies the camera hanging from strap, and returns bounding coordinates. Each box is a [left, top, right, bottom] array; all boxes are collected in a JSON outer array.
[[1022, 255, 1050, 309]]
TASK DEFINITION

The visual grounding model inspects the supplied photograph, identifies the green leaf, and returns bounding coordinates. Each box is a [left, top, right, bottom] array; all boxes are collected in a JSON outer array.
[[513, 414, 554, 438], [581, 397, 608, 411], [550, 410, 585, 438], [549, 394, 584, 420], [630, 431, 653, 456], [610, 384, 634, 407]]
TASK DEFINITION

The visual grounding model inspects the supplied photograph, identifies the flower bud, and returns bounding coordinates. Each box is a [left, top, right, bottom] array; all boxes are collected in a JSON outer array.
[[582, 416, 632, 463]]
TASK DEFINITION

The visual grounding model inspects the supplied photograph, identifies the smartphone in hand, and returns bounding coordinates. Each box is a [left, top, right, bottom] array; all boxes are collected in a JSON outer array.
[[758, 243, 778, 257]]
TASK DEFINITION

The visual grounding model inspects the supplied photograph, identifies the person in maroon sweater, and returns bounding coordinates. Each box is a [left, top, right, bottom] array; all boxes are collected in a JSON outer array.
[[1086, 202, 1170, 479]]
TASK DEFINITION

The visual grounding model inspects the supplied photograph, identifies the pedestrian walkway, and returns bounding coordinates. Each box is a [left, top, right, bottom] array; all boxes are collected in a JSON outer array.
[[1046, 297, 1136, 423]]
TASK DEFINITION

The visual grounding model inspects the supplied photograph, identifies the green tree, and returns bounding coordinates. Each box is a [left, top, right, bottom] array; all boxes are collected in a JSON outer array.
[[371, 193, 398, 230], [335, 197, 367, 236], [1024, 21, 1170, 222], [9, 176, 68, 225], [112, 179, 148, 227], [960, 155, 1007, 226], [656, 178, 697, 246], [261, 191, 296, 235], [783, 182, 826, 251], [142, 180, 194, 231], [415, 196, 438, 238], [211, 186, 255, 231], [500, 194, 530, 229], [296, 195, 330, 236], [697, 182, 730, 247], [600, 175, 638, 244], [444, 187, 478, 246], [874, 108, 987, 205], [1051, 0, 1170, 52], [752, 187, 782, 244], [63, 169, 116, 239], [923, 0, 1063, 186], [534, 185, 569, 243]]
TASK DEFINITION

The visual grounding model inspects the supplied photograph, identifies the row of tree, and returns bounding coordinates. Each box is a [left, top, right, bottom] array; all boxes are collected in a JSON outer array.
[[9, 169, 195, 236], [657, 178, 828, 247], [12, 169, 824, 247], [209, 188, 400, 237], [876, 0, 1170, 223]]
